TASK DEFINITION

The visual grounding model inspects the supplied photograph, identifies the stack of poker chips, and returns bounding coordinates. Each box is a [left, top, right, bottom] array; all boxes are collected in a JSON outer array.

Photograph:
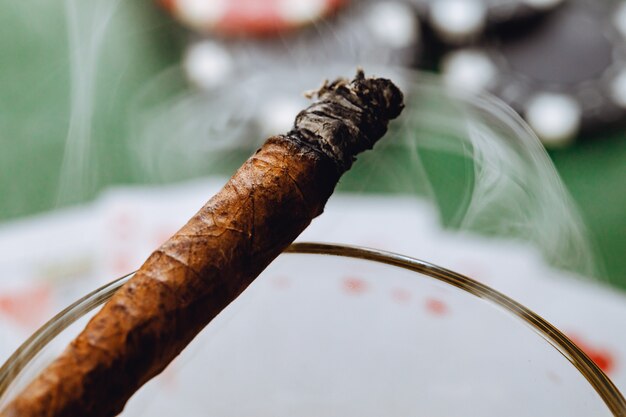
[[160, 0, 421, 136], [159, 0, 626, 147], [436, 0, 626, 147], [168, 0, 421, 87]]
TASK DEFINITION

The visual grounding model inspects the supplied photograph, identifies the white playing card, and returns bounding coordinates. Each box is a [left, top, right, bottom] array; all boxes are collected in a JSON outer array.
[[1, 178, 625, 415]]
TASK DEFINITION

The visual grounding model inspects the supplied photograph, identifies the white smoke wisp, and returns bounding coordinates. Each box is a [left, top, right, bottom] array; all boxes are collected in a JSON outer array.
[[128, 67, 266, 183], [56, 0, 121, 206], [462, 101, 597, 277], [399, 76, 600, 278], [129, 66, 600, 279]]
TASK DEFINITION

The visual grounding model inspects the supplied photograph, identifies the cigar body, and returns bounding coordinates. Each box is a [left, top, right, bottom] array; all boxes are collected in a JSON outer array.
[[1, 71, 403, 417], [2, 138, 338, 417]]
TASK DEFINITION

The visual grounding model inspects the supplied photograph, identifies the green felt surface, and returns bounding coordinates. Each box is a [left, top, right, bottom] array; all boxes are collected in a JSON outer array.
[[0, 1, 624, 286]]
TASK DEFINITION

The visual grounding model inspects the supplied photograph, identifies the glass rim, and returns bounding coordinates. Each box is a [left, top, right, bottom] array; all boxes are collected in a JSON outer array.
[[1, 242, 624, 415]]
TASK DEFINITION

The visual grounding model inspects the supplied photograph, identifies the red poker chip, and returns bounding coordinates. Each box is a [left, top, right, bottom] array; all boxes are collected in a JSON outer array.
[[160, 0, 347, 37]]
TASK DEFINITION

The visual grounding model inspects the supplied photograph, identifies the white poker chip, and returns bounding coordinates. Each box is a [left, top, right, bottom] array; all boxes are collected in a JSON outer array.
[[442, 49, 498, 93], [183, 40, 233, 89], [429, 0, 487, 44], [524, 93, 581, 147], [160, 0, 346, 36], [364, 1, 421, 50]]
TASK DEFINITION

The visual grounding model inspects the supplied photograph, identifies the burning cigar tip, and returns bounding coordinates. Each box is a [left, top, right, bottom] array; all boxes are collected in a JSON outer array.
[[291, 70, 405, 172]]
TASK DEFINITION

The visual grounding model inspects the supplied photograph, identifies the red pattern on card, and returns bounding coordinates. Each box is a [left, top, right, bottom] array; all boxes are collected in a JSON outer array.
[[391, 288, 411, 304], [153, 227, 176, 248], [111, 210, 134, 240], [0, 285, 51, 328], [568, 333, 616, 374], [271, 276, 291, 289], [425, 298, 448, 316], [343, 277, 367, 295], [113, 254, 134, 275]]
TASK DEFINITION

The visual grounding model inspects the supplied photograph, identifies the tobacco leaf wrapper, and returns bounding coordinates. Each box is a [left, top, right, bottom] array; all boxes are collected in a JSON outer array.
[[0, 70, 404, 417]]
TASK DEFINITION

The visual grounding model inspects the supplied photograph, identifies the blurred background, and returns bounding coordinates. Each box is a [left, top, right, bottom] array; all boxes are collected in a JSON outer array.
[[0, 0, 625, 402], [1, 0, 623, 278]]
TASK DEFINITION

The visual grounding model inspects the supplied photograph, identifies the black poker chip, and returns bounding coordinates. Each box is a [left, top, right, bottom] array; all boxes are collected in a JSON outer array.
[[441, 0, 626, 146], [182, 1, 422, 89], [409, 0, 565, 44]]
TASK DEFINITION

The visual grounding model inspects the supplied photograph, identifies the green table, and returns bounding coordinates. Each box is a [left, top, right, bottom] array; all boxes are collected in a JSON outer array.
[[1, 1, 624, 286]]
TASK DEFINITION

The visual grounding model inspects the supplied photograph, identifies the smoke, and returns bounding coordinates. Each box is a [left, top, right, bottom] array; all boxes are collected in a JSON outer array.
[[51, 0, 599, 278], [56, 0, 122, 206], [400, 79, 599, 277], [129, 66, 600, 278]]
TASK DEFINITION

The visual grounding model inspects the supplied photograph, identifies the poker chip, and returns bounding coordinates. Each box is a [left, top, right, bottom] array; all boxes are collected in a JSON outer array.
[[183, 40, 234, 89], [171, 0, 420, 150], [409, 0, 564, 44], [183, 1, 422, 90], [161, 0, 346, 36], [442, 0, 626, 146]]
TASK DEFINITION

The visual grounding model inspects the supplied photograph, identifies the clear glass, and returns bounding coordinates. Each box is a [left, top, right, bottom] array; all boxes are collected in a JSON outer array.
[[0, 243, 624, 416]]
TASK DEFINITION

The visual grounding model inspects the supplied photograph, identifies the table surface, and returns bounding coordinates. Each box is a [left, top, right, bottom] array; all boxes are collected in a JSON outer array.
[[1, 1, 624, 287]]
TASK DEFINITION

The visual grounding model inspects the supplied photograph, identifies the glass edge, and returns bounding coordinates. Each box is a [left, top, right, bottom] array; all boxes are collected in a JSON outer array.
[[0, 272, 135, 396], [286, 242, 626, 416], [1, 242, 624, 416]]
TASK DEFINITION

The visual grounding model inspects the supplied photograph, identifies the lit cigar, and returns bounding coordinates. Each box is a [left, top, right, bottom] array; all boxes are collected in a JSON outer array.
[[0, 70, 404, 417]]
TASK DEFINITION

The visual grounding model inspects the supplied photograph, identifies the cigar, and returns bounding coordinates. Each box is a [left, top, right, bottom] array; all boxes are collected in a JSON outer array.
[[0, 70, 403, 417]]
